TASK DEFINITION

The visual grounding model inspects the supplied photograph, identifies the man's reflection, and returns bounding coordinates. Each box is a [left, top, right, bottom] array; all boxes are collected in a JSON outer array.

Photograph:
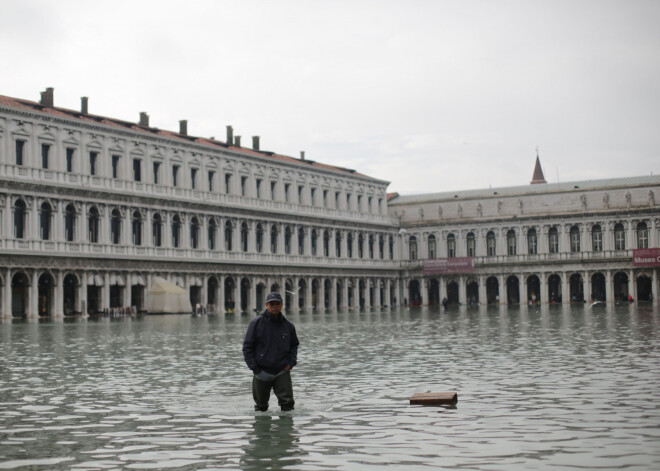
[[240, 415, 304, 470]]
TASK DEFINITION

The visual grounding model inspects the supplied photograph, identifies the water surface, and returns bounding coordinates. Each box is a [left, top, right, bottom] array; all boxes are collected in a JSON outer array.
[[1, 304, 659, 470]]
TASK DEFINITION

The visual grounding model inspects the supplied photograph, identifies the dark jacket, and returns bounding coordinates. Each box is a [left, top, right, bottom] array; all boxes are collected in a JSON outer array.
[[242, 310, 299, 375]]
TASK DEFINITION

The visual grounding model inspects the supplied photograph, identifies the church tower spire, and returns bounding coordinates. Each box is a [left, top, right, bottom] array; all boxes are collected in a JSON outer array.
[[530, 149, 547, 184]]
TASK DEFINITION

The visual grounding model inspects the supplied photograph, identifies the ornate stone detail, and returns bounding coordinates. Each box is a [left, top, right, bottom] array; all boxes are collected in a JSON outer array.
[[649, 190, 655, 207], [626, 191, 632, 208], [603, 193, 609, 208], [457, 204, 463, 218], [497, 200, 503, 215], [477, 203, 482, 217], [580, 194, 587, 210]]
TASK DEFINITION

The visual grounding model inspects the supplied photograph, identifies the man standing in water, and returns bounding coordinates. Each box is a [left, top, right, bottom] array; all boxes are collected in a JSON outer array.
[[243, 292, 299, 411]]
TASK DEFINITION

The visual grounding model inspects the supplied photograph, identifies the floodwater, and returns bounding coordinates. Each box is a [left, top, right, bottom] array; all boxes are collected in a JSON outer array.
[[1, 304, 659, 470]]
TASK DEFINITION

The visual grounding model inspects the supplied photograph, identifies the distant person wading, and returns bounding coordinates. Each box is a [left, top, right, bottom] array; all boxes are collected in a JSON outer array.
[[242, 292, 299, 411]]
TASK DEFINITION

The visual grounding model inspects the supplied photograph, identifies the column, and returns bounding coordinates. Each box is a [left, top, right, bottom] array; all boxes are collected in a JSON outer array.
[[498, 275, 506, 304], [123, 272, 131, 308], [419, 278, 427, 306], [562, 272, 569, 304], [478, 275, 487, 305], [364, 279, 372, 309], [202, 275, 208, 307], [248, 277, 256, 314], [538, 273, 546, 305], [29, 270, 39, 318], [103, 272, 110, 311], [652, 269, 658, 305], [81, 271, 88, 316], [605, 270, 614, 303], [318, 279, 326, 311], [330, 277, 337, 310], [232, 220, 240, 254], [218, 275, 226, 314], [458, 276, 467, 306], [248, 221, 256, 253], [584, 271, 590, 301], [304, 277, 313, 310], [518, 273, 525, 304], [385, 279, 392, 307], [3, 268, 12, 317], [630, 269, 637, 301], [343, 277, 349, 309]]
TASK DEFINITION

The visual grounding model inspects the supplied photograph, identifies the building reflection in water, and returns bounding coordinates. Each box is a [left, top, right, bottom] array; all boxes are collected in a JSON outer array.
[[240, 415, 305, 470]]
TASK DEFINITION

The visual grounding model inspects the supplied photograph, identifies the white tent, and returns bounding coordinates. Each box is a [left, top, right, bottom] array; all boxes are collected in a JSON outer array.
[[145, 277, 192, 314]]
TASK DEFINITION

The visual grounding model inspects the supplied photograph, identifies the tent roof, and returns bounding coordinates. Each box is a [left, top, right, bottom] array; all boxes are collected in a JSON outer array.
[[148, 277, 187, 295]]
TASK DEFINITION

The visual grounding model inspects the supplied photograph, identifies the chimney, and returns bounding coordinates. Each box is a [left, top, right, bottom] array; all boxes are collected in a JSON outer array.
[[235, 135, 241, 147], [179, 120, 188, 136], [81, 97, 88, 114], [252, 136, 260, 151], [139, 112, 149, 127], [300, 151, 305, 160], [40, 87, 54, 107], [226, 125, 234, 145]]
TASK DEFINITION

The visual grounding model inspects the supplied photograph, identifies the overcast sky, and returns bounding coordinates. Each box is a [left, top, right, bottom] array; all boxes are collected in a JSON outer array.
[[1, 0, 658, 194]]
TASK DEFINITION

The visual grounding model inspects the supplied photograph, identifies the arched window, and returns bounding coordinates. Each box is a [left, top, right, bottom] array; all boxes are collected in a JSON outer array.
[[323, 230, 330, 257], [40, 202, 52, 241], [570, 225, 580, 253], [466, 232, 476, 257], [208, 218, 216, 250], [190, 217, 200, 249], [14, 199, 27, 239], [88, 206, 100, 243], [486, 231, 496, 256], [409, 235, 418, 260], [591, 224, 602, 252], [358, 233, 364, 258], [614, 223, 625, 251], [368, 234, 374, 259], [335, 231, 342, 257], [428, 234, 436, 258], [171, 215, 181, 248], [152, 213, 162, 247], [548, 227, 559, 254], [284, 226, 292, 254], [65, 204, 76, 242], [507, 230, 516, 255], [298, 227, 305, 255], [225, 220, 233, 251], [241, 222, 249, 252], [447, 233, 456, 258], [527, 228, 537, 255], [110, 209, 121, 244], [389, 235, 394, 259], [270, 224, 278, 253], [379, 234, 385, 259], [637, 222, 648, 249], [256, 224, 264, 253], [347, 233, 354, 258], [311, 229, 318, 256], [132, 210, 142, 246]]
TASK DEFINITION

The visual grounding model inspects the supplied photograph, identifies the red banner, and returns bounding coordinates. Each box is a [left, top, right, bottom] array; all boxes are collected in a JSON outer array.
[[633, 248, 660, 267], [423, 257, 474, 275]]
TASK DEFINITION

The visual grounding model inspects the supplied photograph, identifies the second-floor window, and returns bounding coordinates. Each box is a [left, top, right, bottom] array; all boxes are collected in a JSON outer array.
[[110, 209, 121, 244], [15, 140, 25, 166], [527, 229, 537, 255], [89, 152, 98, 176], [133, 159, 142, 182], [507, 230, 516, 255], [153, 162, 161, 184], [409, 236, 418, 260], [172, 165, 180, 187], [637, 222, 648, 249], [88, 207, 100, 243], [428, 234, 436, 258], [191, 168, 198, 189], [65, 204, 76, 242], [66, 148, 75, 172], [14, 199, 27, 239], [614, 223, 626, 250], [112, 155, 121, 178], [570, 226, 581, 253], [40, 203, 52, 240], [487, 231, 496, 256], [41, 144, 50, 169], [447, 234, 456, 258], [208, 171, 215, 192], [592, 225, 602, 251], [467, 232, 476, 257], [132, 211, 142, 245], [549, 227, 559, 254]]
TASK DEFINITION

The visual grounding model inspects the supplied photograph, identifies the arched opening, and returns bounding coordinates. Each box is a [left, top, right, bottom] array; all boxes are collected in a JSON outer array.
[[225, 221, 233, 251], [132, 211, 143, 246], [466, 280, 479, 305], [110, 278, 123, 309], [63, 274, 78, 315], [527, 228, 537, 255], [569, 273, 584, 302], [152, 213, 162, 247], [190, 283, 202, 309], [311, 279, 319, 309], [347, 233, 354, 258], [368, 234, 374, 259], [324, 279, 331, 309], [358, 279, 366, 308], [486, 231, 496, 256], [171, 215, 181, 248], [224, 277, 236, 313], [506, 275, 519, 305], [336, 232, 342, 258], [591, 273, 606, 302], [207, 276, 218, 307], [323, 230, 330, 257], [427, 234, 437, 258], [486, 276, 499, 304], [446, 280, 459, 305], [548, 274, 562, 303], [241, 222, 249, 252], [284, 226, 292, 254], [311, 230, 318, 256], [40, 202, 52, 240], [408, 279, 421, 306], [37, 273, 54, 316], [409, 236, 417, 260], [270, 282, 280, 294], [613, 272, 629, 301], [466, 232, 476, 257], [636, 222, 649, 249], [591, 224, 602, 252], [527, 275, 540, 304], [130, 280, 145, 313], [570, 226, 581, 253], [298, 279, 306, 309], [208, 218, 217, 250], [428, 279, 440, 305], [240, 278, 250, 312], [87, 277, 102, 316], [65, 204, 76, 242], [636, 275, 652, 301], [14, 199, 27, 239], [88, 206, 100, 243], [111, 208, 121, 244], [447, 233, 456, 258], [506, 230, 516, 255], [190, 217, 200, 249], [614, 223, 626, 251], [358, 234, 364, 259], [548, 226, 559, 254], [11, 273, 29, 317], [270, 224, 278, 253], [256, 282, 266, 309], [379, 235, 385, 259], [336, 279, 343, 308], [256, 224, 264, 253]]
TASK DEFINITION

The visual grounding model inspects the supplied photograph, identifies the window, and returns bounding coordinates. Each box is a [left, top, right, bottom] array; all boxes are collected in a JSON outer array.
[[112, 155, 121, 178], [41, 144, 50, 169], [271, 225, 278, 253], [311, 188, 316, 206], [357, 195, 363, 212], [225, 221, 233, 251], [284, 226, 292, 254], [89, 152, 98, 176], [311, 230, 318, 256], [208, 219, 216, 250], [241, 222, 249, 252], [447, 234, 456, 258], [335, 191, 340, 209], [66, 148, 75, 172], [152, 213, 162, 247], [208, 171, 215, 192], [15, 140, 25, 166], [285, 183, 291, 203], [378, 198, 383, 214], [592, 225, 602, 252], [88, 207, 100, 243], [389, 235, 394, 259], [133, 159, 142, 182], [614, 223, 625, 251], [132, 211, 142, 245], [241, 176, 248, 196], [487, 231, 496, 256], [298, 185, 304, 204], [358, 233, 364, 258], [467, 232, 476, 257], [507, 230, 516, 255], [191, 168, 198, 189], [190, 217, 200, 249], [298, 227, 305, 255], [409, 236, 418, 260], [256, 224, 264, 253], [256, 179, 262, 198], [110, 209, 121, 244], [171, 216, 181, 248], [65, 204, 76, 242], [271, 181, 277, 200], [336, 232, 342, 257], [368, 197, 373, 213], [153, 162, 161, 184], [347, 193, 352, 211], [324, 230, 330, 256], [323, 190, 328, 207], [527, 229, 537, 255], [172, 165, 180, 187], [379, 235, 385, 259], [40, 202, 52, 240], [225, 173, 232, 194], [14, 199, 26, 239], [368, 234, 374, 259], [428, 234, 436, 258], [549, 227, 559, 254], [636, 222, 648, 249], [570, 226, 581, 253], [347, 233, 354, 258]]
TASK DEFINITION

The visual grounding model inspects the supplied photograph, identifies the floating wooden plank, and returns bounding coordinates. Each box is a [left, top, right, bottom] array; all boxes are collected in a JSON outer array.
[[410, 392, 458, 405]]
